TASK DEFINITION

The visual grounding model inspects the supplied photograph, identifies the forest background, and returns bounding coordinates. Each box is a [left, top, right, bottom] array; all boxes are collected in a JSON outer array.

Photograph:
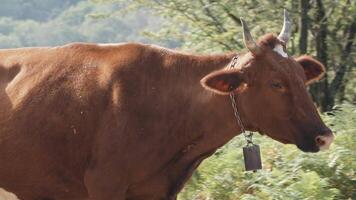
[[0, 0, 354, 199]]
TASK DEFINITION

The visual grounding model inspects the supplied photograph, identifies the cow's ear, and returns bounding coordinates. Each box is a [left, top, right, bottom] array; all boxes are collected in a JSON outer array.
[[200, 69, 246, 95], [296, 56, 325, 85]]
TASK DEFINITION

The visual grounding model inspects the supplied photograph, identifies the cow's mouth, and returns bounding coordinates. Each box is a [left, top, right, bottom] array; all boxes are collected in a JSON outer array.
[[295, 135, 320, 153], [296, 130, 334, 153], [296, 143, 320, 153], [258, 129, 331, 153], [266, 133, 319, 152], [273, 135, 319, 152]]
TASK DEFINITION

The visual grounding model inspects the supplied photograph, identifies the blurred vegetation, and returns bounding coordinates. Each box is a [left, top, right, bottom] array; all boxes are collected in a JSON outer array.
[[98, 0, 355, 112], [0, 0, 355, 199], [0, 0, 169, 48], [179, 104, 356, 200]]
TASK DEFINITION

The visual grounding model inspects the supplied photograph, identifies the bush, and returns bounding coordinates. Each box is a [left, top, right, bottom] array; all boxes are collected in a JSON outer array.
[[179, 104, 356, 200]]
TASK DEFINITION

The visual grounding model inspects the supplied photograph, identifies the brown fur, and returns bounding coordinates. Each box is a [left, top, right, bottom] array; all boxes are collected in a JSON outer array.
[[0, 35, 331, 200], [295, 55, 326, 84]]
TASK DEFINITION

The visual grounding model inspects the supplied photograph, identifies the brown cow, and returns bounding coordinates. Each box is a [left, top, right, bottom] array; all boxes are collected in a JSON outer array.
[[0, 11, 333, 200]]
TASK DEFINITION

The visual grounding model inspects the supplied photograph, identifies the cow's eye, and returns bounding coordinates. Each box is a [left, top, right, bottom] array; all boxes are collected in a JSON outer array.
[[270, 82, 285, 91]]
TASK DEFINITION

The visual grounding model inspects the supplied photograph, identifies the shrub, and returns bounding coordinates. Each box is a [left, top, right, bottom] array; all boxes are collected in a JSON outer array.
[[179, 104, 356, 200]]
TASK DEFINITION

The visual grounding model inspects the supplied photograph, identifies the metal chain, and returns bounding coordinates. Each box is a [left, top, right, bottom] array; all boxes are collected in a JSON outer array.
[[228, 55, 254, 146]]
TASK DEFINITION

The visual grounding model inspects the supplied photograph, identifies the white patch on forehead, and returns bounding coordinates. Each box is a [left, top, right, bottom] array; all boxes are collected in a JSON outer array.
[[273, 44, 288, 58]]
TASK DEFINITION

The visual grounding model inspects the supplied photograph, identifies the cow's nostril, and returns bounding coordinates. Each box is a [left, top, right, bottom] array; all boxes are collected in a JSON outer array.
[[315, 133, 334, 151], [315, 136, 326, 146]]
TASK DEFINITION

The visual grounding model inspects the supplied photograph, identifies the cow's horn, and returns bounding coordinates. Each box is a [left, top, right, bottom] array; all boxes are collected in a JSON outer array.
[[278, 9, 292, 44], [240, 18, 260, 54]]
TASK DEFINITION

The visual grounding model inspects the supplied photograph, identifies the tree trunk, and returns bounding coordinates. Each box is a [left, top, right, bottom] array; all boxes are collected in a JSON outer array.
[[299, 0, 309, 54], [328, 20, 356, 106], [310, 0, 331, 111]]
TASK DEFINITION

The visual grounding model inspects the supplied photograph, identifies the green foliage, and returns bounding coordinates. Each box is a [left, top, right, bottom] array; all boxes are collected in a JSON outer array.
[[0, 1, 355, 199], [179, 104, 356, 200], [0, 1, 163, 48], [101, 0, 297, 52], [106, 0, 355, 108], [0, 0, 82, 21]]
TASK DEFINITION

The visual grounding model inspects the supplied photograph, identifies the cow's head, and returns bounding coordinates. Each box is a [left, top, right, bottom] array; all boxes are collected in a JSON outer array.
[[201, 10, 334, 152]]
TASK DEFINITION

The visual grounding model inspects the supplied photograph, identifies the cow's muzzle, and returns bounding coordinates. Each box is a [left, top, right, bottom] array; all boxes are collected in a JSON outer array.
[[315, 130, 334, 151]]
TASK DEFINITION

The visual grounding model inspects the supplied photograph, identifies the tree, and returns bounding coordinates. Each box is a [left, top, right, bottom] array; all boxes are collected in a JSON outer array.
[[0, 0, 83, 21], [97, 0, 355, 111], [299, 0, 309, 54], [308, 0, 356, 111], [0, 1, 162, 48]]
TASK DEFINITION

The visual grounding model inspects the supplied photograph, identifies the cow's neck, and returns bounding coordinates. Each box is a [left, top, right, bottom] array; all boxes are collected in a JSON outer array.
[[121, 51, 249, 199], [158, 52, 247, 197], [157, 52, 243, 143], [177, 52, 243, 144]]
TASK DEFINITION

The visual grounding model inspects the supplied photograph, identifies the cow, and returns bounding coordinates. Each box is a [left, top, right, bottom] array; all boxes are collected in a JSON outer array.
[[0, 10, 334, 200]]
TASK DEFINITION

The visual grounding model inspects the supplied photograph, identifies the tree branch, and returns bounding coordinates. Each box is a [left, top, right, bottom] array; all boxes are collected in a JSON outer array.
[[329, 20, 356, 96], [299, 0, 309, 54]]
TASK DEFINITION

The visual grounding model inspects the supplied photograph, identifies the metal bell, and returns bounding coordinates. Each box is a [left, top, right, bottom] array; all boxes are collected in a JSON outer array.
[[243, 144, 262, 172]]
